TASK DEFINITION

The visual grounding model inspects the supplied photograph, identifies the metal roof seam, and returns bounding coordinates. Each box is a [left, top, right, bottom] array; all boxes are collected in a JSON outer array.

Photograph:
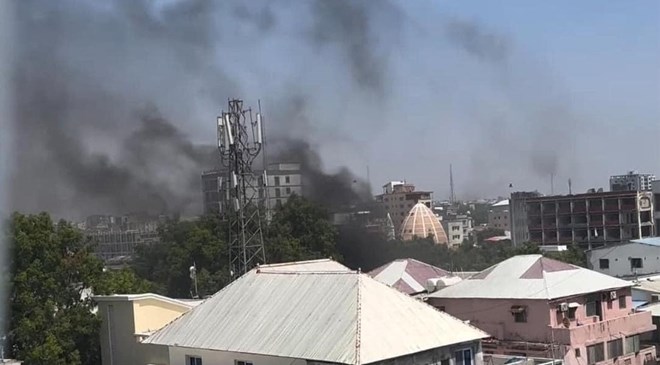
[[355, 271, 362, 365]]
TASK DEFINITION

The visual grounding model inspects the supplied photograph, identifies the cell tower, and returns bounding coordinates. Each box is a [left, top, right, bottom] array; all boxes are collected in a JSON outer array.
[[449, 164, 456, 204], [217, 99, 266, 279]]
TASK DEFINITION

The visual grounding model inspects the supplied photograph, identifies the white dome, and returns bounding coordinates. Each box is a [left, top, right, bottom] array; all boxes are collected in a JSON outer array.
[[400, 203, 449, 245]]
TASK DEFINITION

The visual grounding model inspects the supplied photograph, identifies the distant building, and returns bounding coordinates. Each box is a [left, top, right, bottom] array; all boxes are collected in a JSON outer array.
[[653, 180, 660, 229], [376, 181, 432, 234], [488, 200, 510, 232], [400, 203, 448, 245], [525, 190, 654, 248], [587, 238, 660, 279], [610, 171, 655, 192], [510, 191, 543, 246], [141, 259, 489, 365], [84, 214, 162, 261], [428, 255, 657, 365], [444, 213, 474, 247], [202, 162, 303, 217]]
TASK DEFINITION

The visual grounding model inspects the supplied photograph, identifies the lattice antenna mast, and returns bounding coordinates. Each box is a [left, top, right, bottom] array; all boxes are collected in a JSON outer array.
[[217, 99, 266, 279]]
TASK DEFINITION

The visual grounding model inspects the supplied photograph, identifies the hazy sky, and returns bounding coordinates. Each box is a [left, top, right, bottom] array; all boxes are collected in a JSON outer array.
[[6, 0, 660, 218]]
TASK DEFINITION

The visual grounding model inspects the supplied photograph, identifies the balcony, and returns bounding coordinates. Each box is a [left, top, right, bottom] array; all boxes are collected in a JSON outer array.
[[551, 311, 655, 346]]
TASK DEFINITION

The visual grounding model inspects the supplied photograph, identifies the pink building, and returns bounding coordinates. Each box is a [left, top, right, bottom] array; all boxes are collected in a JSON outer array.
[[427, 255, 657, 365]]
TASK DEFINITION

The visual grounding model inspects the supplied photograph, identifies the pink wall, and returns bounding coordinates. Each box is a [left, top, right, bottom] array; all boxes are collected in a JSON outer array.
[[429, 287, 656, 365]]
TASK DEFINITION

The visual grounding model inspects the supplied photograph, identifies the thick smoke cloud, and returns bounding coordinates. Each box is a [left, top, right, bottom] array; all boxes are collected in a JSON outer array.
[[9, 0, 591, 219]]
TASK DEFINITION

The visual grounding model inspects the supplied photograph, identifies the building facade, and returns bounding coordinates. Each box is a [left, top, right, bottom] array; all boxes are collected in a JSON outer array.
[[202, 163, 303, 217], [94, 293, 201, 365], [428, 255, 657, 365], [376, 181, 433, 234], [525, 191, 654, 248], [84, 214, 162, 261], [510, 191, 543, 246], [653, 181, 660, 229], [587, 238, 660, 279], [610, 171, 655, 192], [488, 200, 510, 232]]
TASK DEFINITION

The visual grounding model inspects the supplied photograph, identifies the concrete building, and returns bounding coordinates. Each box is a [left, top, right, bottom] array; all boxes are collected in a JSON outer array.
[[525, 190, 654, 248], [400, 203, 449, 245], [84, 214, 162, 261], [587, 238, 660, 279], [94, 293, 202, 365], [444, 214, 474, 247], [368, 258, 468, 295], [488, 200, 510, 231], [653, 181, 660, 229], [428, 255, 657, 365], [510, 191, 543, 246], [376, 181, 432, 234], [610, 171, 655, 192], [142, 259, 489, 365], [202, 162, 303, 217]]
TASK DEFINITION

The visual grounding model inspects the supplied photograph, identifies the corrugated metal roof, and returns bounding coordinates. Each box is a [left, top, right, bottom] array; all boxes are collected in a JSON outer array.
[[368, 258, 452, 295], [428, 255, 632, 300], [631, 237, 660, 247], [145, 265, 487, 364], [258, 258, 351, 272]]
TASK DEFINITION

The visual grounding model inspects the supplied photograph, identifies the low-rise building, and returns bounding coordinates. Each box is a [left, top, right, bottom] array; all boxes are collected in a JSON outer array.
[[427, 255, 657, 365], [488, 200, 510, 232], [94, 293, 202, 365], [142, 259, 489, 365], [587, 238, 660, 279], [368, 258, 466, 295]]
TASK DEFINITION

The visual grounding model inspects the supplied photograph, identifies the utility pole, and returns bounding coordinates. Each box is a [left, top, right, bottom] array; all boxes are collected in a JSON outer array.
[[217, 99, 267, 279]]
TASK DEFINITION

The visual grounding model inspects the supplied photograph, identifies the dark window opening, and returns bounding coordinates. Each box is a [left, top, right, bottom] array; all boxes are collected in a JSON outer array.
[[599, 259, 610, 269]]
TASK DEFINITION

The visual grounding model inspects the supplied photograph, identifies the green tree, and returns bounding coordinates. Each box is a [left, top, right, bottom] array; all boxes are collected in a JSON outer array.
[[266, 195, 340, 263], [94, 268, 157, 295], [132, 215, 229, 298], [8, 212, 102, 365]]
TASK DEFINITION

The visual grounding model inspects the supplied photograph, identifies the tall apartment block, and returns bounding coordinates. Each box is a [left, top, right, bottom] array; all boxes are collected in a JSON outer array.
[[510, 191, 542, 246], [653, 180, 660, 229], [526, 190, 654, 248], [202, 163, 303, 217], [610, 171, 655, 191], [375, 181, 432, 234]]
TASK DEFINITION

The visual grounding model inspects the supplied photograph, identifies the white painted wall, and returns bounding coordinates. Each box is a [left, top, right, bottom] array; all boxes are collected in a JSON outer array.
[[169, 347, 307, 365], [587, 243, 660, 278]]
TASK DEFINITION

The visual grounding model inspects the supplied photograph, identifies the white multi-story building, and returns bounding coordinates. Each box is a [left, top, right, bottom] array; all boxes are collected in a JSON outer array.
[[202, 163, 303, 217], [610, 171, 655, 192], [488, 199, 510, 232]]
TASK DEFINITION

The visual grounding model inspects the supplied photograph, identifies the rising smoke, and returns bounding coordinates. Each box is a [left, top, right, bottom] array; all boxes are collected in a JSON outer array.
[[8, 0, 583, 219]]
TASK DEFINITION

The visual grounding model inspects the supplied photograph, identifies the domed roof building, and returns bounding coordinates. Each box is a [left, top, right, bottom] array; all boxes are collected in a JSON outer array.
[[400, 203, 449, 245]]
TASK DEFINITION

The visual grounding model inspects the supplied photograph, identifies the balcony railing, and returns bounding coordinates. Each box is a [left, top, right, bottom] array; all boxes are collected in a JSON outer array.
[[551, 311, 655, 346]]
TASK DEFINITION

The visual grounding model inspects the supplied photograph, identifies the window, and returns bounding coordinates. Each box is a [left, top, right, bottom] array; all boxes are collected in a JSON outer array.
[[235, 361, 253, 365], [453, 235, 461, 240], [575, 348, 581, 358], [274, 176, 280, 186], [619, 295, 627, 309], [511, 306, 527, 323], [587, 343, 605, 364], [631, 258, 643, 269], [186, 356, 202, 365], [275, 188, 281, 198], [625, 335, 640, 354], [455, 349, 473, 365], [285, 187, 291, 194], [599, 259, 610, 269], [453, 226, 460, 231], [608, 339, 623, 359], [586, 295, 600, 317], [568, 307, 577, 320], [440, 359, 450, 365], [285, 176, 290, 184]]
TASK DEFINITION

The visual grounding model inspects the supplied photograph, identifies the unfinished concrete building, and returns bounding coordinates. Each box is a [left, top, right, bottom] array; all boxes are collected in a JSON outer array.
[[526, 191, 654, 248]]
